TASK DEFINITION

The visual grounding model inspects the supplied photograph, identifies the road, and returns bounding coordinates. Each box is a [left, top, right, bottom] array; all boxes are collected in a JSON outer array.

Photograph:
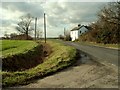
[[62, 41, 119, 67]]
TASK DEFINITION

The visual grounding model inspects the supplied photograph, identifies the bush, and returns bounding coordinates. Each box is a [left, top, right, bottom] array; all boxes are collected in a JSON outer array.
[[59, 35, 64, 40], [64, 35, 71, 41]]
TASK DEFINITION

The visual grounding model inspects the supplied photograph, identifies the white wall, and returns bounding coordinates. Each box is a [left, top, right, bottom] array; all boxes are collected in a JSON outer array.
[[70, 30, 79, 41]]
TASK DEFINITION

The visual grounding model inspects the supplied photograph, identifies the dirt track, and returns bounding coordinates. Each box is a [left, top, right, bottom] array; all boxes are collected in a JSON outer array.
[[16, 53, 118, 88]]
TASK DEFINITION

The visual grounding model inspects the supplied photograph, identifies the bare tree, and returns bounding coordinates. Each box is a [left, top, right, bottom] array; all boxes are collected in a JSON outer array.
[[97, 2, 120, 43], [98, 2, 120, 25], [36, 30, 40, 39], [80, 2, 120, 44], [16, 13, 34, 40], [36, 30, 42, 39]]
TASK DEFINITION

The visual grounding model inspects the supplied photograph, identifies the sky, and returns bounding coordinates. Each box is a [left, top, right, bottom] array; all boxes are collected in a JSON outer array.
[[0, 0, 114, 38]]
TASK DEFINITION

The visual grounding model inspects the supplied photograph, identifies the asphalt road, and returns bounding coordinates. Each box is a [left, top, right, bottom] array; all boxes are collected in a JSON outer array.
[[62, 41, 119, 66]]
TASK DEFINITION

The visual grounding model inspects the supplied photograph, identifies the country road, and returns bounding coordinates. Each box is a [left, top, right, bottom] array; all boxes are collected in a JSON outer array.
[[12, 41, 118, 88], [62, 41, 119, 67]]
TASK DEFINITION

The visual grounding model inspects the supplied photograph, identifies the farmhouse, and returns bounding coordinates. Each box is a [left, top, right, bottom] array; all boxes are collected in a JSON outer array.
[[70, 24, 89, 41]]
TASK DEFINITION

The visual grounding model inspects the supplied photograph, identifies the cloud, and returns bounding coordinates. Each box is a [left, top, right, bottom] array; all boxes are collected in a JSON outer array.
[[2, 2, 44, 18], [1, 2, 108, 37], [44, 2, 107, 27]]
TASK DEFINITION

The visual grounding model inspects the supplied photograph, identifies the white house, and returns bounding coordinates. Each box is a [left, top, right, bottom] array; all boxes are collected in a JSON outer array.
[[70, 25, 89, 41]]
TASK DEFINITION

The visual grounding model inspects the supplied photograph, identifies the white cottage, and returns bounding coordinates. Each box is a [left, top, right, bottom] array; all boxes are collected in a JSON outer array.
[[70, 25, 89, 41]]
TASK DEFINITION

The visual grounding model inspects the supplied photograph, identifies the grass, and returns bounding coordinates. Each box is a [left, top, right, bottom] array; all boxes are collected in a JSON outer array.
[[1, 40, 38, 57], [2, 40, 78, 87], [0, 40, 2, 57], [77, 41, 119, 49]]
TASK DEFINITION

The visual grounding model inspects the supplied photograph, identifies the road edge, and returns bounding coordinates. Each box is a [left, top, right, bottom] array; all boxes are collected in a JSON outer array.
[[78, 49, 118, 73]]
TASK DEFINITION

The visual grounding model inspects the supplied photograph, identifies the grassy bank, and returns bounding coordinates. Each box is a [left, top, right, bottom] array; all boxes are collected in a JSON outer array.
[[78, 41, 119, 49], [2, 40, 47, 72], [2, 40, 78, 87], [2, 44, 45, 71]]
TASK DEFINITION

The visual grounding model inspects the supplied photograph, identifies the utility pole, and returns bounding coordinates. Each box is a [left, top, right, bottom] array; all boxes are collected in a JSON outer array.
[[64, 27, 66, 36], [35, 17, 37, 40], [44, 13, 46, 43]]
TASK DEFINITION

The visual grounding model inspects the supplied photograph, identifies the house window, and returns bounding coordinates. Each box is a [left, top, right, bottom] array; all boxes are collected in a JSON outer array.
[[80, 31, 81, 33]]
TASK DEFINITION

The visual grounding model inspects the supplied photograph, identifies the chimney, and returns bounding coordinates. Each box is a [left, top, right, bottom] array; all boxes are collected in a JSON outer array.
[[78, 24, 81, 27]]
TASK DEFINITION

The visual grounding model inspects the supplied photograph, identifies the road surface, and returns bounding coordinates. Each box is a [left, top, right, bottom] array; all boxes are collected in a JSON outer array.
[[62, 41, 119, 67]]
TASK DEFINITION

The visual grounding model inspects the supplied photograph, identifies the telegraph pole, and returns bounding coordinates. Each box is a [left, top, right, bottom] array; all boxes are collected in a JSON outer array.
[[44, 13, 46, 43], [35, 17, 37, 40], [64, 27, 66, 36]]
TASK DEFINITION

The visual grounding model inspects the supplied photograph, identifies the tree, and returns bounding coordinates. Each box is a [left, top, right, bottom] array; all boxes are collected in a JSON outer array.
[[16, 13, 34, 40], [64, 34, 71, 41], [36, 30, 43, 39], [79, 2, 120, 44], [97, 2, 120, 44], [64, 30, 71, 41], [59, 35, 64, 40], [10, 33, 17, 39], [98, 2, 120, 25]]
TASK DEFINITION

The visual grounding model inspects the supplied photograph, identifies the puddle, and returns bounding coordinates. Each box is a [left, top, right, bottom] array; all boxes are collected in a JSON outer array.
[[80, 53, 90, 64], [74, 52, 91, 66]]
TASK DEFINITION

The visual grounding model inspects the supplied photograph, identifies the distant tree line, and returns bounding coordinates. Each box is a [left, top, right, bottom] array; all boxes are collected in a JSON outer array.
[[3, 33, 33, 40], [79, 2, 120, 44]]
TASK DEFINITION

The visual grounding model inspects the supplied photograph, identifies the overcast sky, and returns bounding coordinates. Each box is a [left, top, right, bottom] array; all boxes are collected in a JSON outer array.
[[0, 1, 111, 37]]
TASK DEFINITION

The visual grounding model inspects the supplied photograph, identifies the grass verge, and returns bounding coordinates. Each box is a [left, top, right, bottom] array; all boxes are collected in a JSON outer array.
[[77, 41, 119, 49], [2, 40, 78, 87]]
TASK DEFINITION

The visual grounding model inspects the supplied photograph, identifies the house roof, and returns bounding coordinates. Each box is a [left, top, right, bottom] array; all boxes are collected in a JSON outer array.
[[71, 25, 90, 31]]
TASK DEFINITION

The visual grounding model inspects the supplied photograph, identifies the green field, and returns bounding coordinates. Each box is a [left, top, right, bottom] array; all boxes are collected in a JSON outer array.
[[1, 40, 38, 57]]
